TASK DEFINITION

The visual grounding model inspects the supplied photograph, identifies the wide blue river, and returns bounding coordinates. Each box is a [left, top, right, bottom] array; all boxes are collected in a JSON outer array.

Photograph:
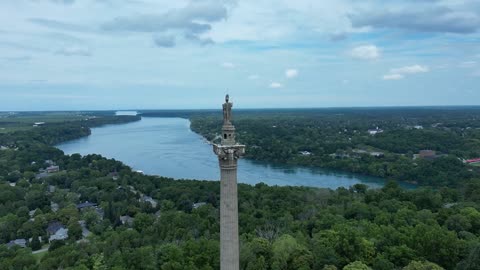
[[57, 117, 393, 189]]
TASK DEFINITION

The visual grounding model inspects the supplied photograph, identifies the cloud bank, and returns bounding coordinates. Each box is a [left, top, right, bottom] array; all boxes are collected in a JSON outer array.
[[102, 1, 229, 47]]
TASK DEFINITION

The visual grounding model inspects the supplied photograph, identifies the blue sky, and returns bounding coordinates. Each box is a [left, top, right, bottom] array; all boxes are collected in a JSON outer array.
[[0, 0, 479, 110]]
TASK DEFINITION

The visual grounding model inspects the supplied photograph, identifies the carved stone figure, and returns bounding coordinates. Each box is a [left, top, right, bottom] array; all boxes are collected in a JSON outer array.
[[223, 95, 232, 125]]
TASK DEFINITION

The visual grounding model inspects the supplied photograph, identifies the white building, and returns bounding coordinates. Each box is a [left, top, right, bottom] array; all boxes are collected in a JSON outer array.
[[49, 228, 69, 242], [368, 127, 384, 135], [299, 151, 312, 156]]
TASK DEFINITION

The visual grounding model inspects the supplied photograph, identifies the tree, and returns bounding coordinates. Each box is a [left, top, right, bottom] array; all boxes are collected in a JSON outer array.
[[335, 226, 376, 265], [11, 249, 36, 270], [410, 224, 461, 269], [68, 220, 83, 241], [49, 240, 65, 251], [25, 189, 48, 210], [403, 260, 444, 270], [30, 235, 42, 251], [93, 254, 107, 270], [271, 234, 313, 270], [241, 237, 272, 270], [457, 245, 480, 270], [343, 261, 372, 270], [133, 213, 155, 233]]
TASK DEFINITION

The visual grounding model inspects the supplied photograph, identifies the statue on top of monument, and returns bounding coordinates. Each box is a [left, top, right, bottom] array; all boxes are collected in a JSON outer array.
[[223, 94, 232, 125]]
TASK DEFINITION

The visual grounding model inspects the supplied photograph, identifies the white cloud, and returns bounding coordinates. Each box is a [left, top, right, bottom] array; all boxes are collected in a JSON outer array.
[[55, 46, 91, 56], [383, 64, 429, 80], [350, 3, 480, 35], [391, 65, 429, 74], [101, 1, 229, 46], [269, 82, 283, 88], [285, 69, 299, 79], [349, 45, 380, 60], [383, 74, 404, 80], [221, 62, 235, 68], [459, 61, 477, 68], [248, 74, 259, 80]]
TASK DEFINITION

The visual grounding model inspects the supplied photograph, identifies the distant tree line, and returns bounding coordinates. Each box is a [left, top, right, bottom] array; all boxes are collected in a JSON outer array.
[[189, 108, 480, 187]]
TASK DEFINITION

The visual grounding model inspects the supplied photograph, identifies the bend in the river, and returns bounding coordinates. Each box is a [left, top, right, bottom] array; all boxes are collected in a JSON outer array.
[[57, 116, 415, 189]]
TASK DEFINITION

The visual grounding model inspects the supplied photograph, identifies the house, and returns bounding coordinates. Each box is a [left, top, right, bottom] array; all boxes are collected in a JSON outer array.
[[465, 158, 480, 164], [0, 146, 8, 151], [76, 201, 104, 219], [47, 185, 56, 193], [120, 215, 134, 227], [47, 221, 65, 235], [139, 195, 158, 208], [193, 202, 207, 209], [28, 209, 37, 218], [8, 182, 16, 187], [299, 151, 312, 156], [49, 228, 68, 242], [413, 125, 424, 130], [352, 149, 384, 158], [6, 239, 27, 249], [76, 201, 97, 210], [46, 166, 60, 173], [443, 203, 459, 209], [368, 127, 384, 135], [47, 221, 68, 242], [369, 151, 385, 157], [51, 202, 59, 212], [108, 172, 119, 180]]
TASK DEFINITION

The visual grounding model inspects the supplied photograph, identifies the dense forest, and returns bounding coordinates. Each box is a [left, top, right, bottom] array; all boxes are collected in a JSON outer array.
[[188, 107, 480, 187], [0, 110, 480, 269]]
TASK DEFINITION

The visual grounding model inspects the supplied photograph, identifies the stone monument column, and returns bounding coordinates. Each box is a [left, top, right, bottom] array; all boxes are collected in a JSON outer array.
[[213, 95, 245, 270]]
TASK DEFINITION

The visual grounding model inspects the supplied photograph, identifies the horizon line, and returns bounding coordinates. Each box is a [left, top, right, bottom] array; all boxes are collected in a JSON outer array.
[[2, 104, 480, 113]]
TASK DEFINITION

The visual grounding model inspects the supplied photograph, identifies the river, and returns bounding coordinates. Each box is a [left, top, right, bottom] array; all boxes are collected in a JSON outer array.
[[56, 117, 396, 189]]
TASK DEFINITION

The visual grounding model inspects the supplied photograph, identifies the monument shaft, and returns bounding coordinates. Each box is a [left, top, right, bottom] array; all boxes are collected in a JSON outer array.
[[220, 153, 239, 270], [213, 95, 245, 270]]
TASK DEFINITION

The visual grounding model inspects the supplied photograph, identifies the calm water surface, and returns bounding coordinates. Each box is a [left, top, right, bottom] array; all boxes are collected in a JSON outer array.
[[57, 117, 393, 189]]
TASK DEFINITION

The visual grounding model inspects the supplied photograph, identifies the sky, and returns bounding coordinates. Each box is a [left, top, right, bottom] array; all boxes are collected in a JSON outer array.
[[0, 0, 479, 110]]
